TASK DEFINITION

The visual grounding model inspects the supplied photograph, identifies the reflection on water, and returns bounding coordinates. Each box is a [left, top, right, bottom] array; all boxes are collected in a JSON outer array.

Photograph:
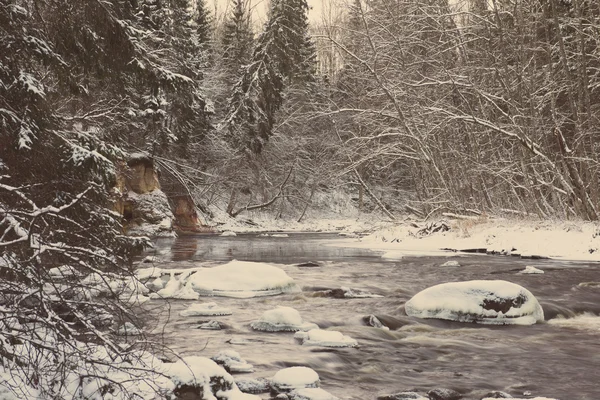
[[143, 233, 600, 400]]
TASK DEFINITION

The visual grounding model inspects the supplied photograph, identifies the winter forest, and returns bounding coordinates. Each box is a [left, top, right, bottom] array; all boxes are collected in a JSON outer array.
[[1, 0, 600, 399]]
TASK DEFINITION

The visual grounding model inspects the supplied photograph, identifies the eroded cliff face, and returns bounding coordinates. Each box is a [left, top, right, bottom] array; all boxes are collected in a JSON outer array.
[[112, 153, 212, 236]]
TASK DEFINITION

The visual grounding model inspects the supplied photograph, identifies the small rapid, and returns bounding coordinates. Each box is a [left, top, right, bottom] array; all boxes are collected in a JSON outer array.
[[142, 233, 600, 400]]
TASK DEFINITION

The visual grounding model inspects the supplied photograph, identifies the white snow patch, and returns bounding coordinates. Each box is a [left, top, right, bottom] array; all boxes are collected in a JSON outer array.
[[518, 266, 544, 274], [405, 280, 544, 325], [221, 231, 237, 237], [180, 302, 233, 316], [271, 366, 320, 391], [251, 306, 318, 332], [294, 329, 358, 348], [271, 233, 289, 238], [340, 287, 383, 298]]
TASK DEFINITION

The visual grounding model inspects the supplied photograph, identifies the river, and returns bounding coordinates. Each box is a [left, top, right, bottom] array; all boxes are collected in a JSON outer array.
[[142, 233, 600, 400]]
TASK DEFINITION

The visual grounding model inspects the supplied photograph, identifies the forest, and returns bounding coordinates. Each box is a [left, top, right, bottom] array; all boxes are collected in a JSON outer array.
[[1, 0, 599, 398]]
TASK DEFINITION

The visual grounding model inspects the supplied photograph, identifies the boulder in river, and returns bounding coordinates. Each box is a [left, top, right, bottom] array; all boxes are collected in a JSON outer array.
[[235, 378, 270, 394], [427, 388, 463, 400], [377, 392, 428, 400], [211, 350, 254, 373], [294, 329, 358, 348], [405, 280, 544, 325], [481, 391, 512, 399], [289, 388, 339, 400], [441, 260, 461, 267], [271, 366, 320, 393], [251, 306, 318, 332]]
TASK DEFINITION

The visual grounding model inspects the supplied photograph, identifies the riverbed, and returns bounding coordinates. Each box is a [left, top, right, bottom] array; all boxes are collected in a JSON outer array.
[[142, 233, 600, 400]]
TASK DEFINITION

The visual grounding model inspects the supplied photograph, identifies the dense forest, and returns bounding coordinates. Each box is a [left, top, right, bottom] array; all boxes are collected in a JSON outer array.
[[1, 0, 599, 398]]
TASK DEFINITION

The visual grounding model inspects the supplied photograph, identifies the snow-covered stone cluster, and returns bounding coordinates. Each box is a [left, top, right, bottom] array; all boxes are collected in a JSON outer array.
[[139, 260, 299, 299]]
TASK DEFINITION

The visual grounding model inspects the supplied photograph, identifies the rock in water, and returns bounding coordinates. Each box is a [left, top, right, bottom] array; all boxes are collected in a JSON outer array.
[[211, 350, 254, 373], [518, 266, 544, 274], [405, 280, 544, 325], [251, 306, 318, 332], [271, 366, 320, 393], [235, 378, 270, 394], [441, 260, 461, 267], [289, 388, 339, 400], [198, 321, 222, 330], [481, 391, 512, 398], [294, 329, 358, 348], [427, 388, 463, 400], [377, 392, 428, 400]]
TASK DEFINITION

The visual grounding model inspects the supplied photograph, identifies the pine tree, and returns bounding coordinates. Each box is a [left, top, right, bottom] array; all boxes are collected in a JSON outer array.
[[225, 0, 316, 153], [196, 0, 214, 53]]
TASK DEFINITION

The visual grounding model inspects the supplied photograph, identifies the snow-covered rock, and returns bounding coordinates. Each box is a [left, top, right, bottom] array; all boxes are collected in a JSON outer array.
[[235, 378, 270, 394], [294, 329, 358, 348], [363, 315, 389, 330], [271, 367, 320, 392], [163, 356, 260, 400], [377, 392, 428, 400], [272, 233, 289, 238], [211, 350, 254, 373], [198, 321, 222, 330], [427, 388, 462, 400], [482, 398, 556, 400], [180, 302, 233, 316], [221, 231, 237, 237], [481, 391, 512, 398], [441, 260, 461, 267], [518, 266, 544, 274], [251, 306, 318, 332], [405, 280, 544, 325], [290, 388, 339, 400], [141, 260, 297, 299]]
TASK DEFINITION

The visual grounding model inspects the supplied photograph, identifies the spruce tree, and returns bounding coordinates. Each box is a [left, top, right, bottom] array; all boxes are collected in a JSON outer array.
[[225, 0, 316, 153], [221, 0, 254, 77]]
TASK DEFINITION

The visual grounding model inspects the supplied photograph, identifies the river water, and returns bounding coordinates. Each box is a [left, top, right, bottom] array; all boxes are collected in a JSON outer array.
[[143, 233, 600, 400]]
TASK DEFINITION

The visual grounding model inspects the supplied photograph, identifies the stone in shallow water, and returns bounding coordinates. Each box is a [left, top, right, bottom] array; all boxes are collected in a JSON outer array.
[[427, 388, 463, 400], [481, 391, 512, 399], [294, 329, 358, 348], [211, 350, 254, 373], [518, 266, 544, 274], [363, 315, 389, 330], [251, 306, 318, 332], [271, 366, 320, 393], [198, 320, 222, 330], [441, 260, 461, 267], [405, 280, 544, 325], [377, 392, 428, 400], [235, 378, 270, 393], [289, 388, 339, 400]]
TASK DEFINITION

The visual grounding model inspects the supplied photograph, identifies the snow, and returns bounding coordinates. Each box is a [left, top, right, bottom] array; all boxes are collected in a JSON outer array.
[[221, 231, 238, 237], [150, 272, 200, 300], [350, 218, 600, 262], [251, 306, 318, 332], [482, 398, 556, 400], [271, 233, 289, 238], [180, 302, 233, 316], [290, 388, 339, 400], [294, 329, 358, 348], [405, 280, 545, 325], [339, 287, 383, 298], [235, 378, 270, 394], [518, 266, 544, 274], [271, 366, 320, 391], [48, 265, 80, 278]]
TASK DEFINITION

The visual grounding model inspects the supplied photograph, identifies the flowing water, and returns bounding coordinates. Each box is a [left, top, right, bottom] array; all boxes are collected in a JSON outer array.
[[142, 233, 600, 400]]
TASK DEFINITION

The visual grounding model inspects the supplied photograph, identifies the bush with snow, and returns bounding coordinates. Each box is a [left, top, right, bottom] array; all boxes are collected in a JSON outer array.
[[405, 280, 544, 325], [251, 306, 318, 332]]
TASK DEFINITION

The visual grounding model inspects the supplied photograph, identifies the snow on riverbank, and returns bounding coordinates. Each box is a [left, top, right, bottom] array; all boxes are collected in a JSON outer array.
[[340, 218, 600, 262]]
